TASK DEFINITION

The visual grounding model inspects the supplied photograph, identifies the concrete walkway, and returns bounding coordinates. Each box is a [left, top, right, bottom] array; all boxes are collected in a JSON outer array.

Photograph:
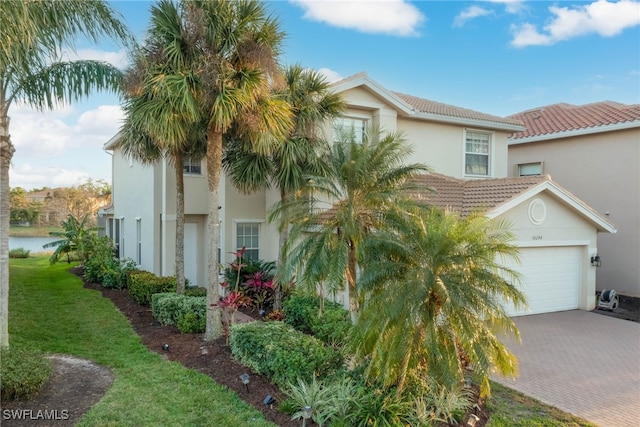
[[494, 310, 640, 427]]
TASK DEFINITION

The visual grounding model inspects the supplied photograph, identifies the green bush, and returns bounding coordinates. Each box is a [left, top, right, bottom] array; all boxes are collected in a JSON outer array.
[[230, 321, 342, 387], [9, 248, 30, 258], [151, 293, 206, 332], [84, 236, 136, 289], [283, 292, 352, 345], [185, 286, 207, 297], [0, 346, 52, 401], [129, 272, 177, 306], [177, 311, 206, 334]]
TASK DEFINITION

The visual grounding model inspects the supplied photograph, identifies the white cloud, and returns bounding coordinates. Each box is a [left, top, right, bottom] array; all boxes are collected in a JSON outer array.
[[318, 68, 344, 83], [290, 0, 425, 37], [59, 48, 129, 68], [453, 6, 492, 27], [511, 0, 640, 47], [485, 0, 526, 15], [8, 104, 123, 190]]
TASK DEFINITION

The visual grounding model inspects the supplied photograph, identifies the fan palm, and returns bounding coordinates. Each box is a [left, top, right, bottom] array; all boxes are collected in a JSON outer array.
[[131, 0, 292, 340], [119, 0, 207, 294], [224, 64, 344, 308], [278, 126, 430, 318], [351, 207, 527, 397], [0, 0, 130, 348]]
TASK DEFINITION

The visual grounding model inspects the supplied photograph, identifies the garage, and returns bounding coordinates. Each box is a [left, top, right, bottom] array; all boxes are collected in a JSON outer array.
[[505, 246, 581, 317]]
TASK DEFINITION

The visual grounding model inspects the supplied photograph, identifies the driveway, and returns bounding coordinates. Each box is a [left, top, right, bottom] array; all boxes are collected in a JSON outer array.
[[493, 310, 640, 427]]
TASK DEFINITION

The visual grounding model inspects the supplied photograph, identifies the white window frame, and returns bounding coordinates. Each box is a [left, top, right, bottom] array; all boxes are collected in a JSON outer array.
[[464, 130, 493, 177], [333, 116, 368, 144], [183, 156, 202, 175], [517, 162, 543, 176], [233, 220, 263, 262], [136, 218, 142, 266]]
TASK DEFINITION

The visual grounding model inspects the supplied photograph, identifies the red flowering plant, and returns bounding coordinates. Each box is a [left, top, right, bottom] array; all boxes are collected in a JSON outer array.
[[245, 271, 274, 314]]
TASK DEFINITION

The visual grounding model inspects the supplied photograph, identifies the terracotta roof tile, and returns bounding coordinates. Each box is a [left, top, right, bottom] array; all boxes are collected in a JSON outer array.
[[394, 92, 523, 127], [508, 101, 640, 140], [411, 173, 549, 217]]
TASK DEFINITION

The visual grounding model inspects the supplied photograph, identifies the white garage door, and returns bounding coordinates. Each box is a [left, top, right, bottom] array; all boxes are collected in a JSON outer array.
[[505, 246, 581, 317]]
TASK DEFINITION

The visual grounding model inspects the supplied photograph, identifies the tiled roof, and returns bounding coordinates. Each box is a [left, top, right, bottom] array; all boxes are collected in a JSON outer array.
[[508, 101, 640, 140], [411, 173, 550, 217], [394, 92, 523, 127], [331, 72, 523, 128]]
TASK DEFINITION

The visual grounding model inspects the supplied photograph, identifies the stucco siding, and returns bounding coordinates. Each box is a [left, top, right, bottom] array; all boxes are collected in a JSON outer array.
[[509, 128, 639, 296]]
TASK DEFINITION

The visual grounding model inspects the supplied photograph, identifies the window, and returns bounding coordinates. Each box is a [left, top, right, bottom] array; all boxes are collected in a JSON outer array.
[[333, 117, 366, 143], [518, 162, 543, 176], [136, 218, 142, 265], [465, 131, 491, 176], [236, 223, 260, 261], [183, 157, 202, 175]]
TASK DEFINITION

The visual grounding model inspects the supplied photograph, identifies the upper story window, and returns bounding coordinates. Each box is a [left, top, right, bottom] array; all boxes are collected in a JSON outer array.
[[183, 157, 202, 175], [465, 131, 491, 176], [333, 117, 367, 144], [517, 162, 543, 176]]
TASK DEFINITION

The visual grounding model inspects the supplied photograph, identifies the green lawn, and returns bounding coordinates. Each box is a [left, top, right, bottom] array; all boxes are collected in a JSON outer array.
[[9, 225, 62, 237], [8, 257, 596, 427], [8, 257, 275, 427]]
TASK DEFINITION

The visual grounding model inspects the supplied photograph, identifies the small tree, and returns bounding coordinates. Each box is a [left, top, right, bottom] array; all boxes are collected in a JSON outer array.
[[44, 213, 98, 265]]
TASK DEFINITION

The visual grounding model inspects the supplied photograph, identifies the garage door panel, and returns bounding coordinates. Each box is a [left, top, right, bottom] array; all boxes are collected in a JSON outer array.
[[505, 246, 581, 316]]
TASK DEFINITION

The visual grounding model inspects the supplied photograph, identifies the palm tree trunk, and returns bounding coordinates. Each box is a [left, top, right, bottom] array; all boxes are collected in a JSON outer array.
[[0, 111, 14, 348], [273, 187, 289, 310], [204, 127, 223, 341], [175, 153, 186, 294], [347, 240, 358, 322]]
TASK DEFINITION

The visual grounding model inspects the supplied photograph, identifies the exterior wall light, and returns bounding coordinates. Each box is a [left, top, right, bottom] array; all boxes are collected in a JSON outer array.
[[591, 255, 602, 267]]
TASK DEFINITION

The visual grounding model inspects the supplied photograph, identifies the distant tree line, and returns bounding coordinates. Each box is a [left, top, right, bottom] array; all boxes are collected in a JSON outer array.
[[9, 179, 110, 227]]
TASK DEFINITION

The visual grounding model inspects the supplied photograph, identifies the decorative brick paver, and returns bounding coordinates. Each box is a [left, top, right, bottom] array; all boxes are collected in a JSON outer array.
[[494, 310, 640, 427]]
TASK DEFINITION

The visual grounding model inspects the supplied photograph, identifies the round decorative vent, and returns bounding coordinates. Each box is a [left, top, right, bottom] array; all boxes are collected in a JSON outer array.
[[528, 198, 547, 225]]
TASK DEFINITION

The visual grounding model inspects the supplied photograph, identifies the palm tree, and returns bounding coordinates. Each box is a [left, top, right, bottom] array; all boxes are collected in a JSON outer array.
[[350, 207, 527, 397], [0, 0, 130, 348], [119, 0, 207, 294], [278, 126, 431, 318], [132, 0, 291, 340], [223, 64, 344, 309], [44, 213, 98, 265]]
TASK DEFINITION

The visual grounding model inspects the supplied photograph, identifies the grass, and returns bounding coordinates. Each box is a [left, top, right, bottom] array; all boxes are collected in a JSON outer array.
[[9, 225, 62, 237], [8, 257, 598, 426], [486, 382, 598, 427], [8, 257, 275, 427]]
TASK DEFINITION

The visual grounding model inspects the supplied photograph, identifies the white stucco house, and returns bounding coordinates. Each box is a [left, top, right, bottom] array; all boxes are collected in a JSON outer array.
[[103, 72, 616, 316]]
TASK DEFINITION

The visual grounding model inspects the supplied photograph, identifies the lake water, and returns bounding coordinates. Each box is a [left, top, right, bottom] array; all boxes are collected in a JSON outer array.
[[9, 236, 58, 253]]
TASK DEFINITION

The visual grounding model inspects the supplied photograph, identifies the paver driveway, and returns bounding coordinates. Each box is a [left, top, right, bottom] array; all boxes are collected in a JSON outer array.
[[493, 310, 640, 427]]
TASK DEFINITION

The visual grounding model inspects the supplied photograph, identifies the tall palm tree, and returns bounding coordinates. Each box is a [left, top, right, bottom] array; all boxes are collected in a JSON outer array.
[[279, 126, 430, 318], [223, 64, 344, 308], [350, 207, 527, 397], [0, 0, 130, 348], [119, 0, 207, 294], [133, 1, 291, 340]]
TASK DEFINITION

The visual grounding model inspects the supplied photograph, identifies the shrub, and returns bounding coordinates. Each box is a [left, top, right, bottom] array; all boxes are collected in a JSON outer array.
[[129, 272, 176, 306], [177, 311, 205, 334], [283, 292, 352, 346], [185, 286, 207, 297], [151, 293, 206, 331], [84, 236, 135, 289], [9, 248, 30, 259], [229, 321, 342, 387], [0, 346, 52, 401]]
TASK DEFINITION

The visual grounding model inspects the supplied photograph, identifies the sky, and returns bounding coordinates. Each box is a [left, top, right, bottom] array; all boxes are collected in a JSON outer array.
[[9, 0, 640, 191]]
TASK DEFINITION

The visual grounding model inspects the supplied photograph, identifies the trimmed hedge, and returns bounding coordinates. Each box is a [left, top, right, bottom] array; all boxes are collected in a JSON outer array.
[[128, 272, 176, 306], [151, 293, 206, 333], [0, 346, 52, 401], [230, 321, 343, 387], [283, 293, 352, 346]]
